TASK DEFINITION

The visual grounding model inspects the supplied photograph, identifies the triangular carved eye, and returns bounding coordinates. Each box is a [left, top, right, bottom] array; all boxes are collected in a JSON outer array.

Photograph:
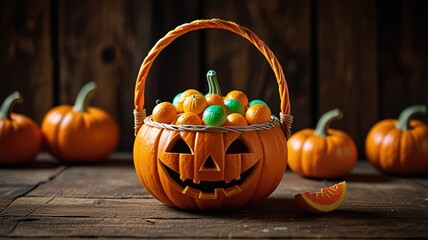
[[226, 139, 250, 154], [167, 138, 192, 154]]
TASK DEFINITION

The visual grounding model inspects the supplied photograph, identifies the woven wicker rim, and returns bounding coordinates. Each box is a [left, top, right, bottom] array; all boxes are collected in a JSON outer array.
[[144, 115, 281, 133], [134, 19, 293, 137]]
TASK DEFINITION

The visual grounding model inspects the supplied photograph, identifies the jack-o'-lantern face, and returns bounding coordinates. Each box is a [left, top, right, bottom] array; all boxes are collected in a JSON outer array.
[[157, 131, 262, 199], [134, 124, 287, 211]]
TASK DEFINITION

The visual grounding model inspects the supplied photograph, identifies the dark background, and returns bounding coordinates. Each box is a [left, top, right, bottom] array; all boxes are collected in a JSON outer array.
[[1, 0, 427, 157]]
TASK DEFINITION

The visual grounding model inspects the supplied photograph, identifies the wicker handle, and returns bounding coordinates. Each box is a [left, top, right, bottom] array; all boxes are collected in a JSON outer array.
[[134, 19, 292, 136]]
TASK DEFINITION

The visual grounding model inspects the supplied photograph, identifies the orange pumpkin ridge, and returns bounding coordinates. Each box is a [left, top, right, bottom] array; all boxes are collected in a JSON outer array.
[[287, 108, 357, 179], [183, 94, 208, 115], [42, 82, 119, 162], [176, 89, 202, 113], [365, 105, 428, 175], [0, 91, 43, 165]]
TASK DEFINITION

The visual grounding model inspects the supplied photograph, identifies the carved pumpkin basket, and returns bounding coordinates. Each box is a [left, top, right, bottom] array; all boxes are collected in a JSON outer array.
[[133, 19, 293, 211]]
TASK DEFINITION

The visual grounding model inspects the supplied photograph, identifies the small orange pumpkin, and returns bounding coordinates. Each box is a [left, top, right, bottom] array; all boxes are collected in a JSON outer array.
[[175, 89, 202, 113], [287, 108, 357, 179], [365, 105, 428, 175], [183, 94, 208, 115], [41, 82, 119, 162], [0, 92, 43, 165]]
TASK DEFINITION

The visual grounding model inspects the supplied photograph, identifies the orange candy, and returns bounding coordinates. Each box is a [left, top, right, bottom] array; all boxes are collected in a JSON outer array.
[[205, 94, 226, 109], [245, 104, 271, 125], [224, 90, 249, 109], [152, 101, 177, 124], [224, 113, 248, 126], [175, 112, 203, 125]]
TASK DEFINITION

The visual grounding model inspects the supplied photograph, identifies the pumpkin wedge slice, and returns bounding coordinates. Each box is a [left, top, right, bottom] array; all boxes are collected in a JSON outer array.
[[294, 181, 347, 213]]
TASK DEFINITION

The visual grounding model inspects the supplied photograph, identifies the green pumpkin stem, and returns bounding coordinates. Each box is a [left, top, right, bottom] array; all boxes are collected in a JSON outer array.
[[395, 105, 427, 131], [0, 91, 23, 120], [73, 81, 97, 112], [207, 70, 221, 95], [314, 108, 343, 137]]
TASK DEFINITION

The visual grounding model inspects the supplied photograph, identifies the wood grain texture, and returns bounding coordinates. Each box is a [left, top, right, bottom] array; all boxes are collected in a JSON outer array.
[[57, 0, 152, 151], [1, 0, 428, 152], [0, 0, 52, 124], [146, 0, 202, 111], [377, 0, 428, 122], [27, 160, 146, 198], [0, 156, 64, 212], [0, 158, 427, 239], [203, 0, 312, 133], [317, 0, 377, 156]]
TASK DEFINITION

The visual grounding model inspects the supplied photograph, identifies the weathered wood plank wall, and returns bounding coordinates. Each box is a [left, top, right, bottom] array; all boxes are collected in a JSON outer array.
[[317, 0, 378, 154], [0, 0, 53, 126], [1, 0, 427, 155]]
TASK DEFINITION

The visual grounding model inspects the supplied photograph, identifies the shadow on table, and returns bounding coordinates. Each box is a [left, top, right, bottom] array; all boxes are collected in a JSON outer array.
[[346, 172, 428, 182], [175, 197, 386, 223], [344, 173, 393, 183], [0, 159, 60, 169]]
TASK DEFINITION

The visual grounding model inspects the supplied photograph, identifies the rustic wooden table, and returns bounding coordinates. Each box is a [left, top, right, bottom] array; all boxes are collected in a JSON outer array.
[[0, 153, 427, 239]]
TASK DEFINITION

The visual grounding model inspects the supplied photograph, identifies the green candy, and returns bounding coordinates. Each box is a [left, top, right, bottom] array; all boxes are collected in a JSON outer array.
[[249, 99, 268, 107], [224, 99, 245, 115], [202, 105, 227, 126], [172, 92, 182, 108]]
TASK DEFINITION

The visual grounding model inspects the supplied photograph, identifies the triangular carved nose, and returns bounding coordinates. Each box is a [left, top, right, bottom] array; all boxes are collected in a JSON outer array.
[[200, 155, 220, 171]]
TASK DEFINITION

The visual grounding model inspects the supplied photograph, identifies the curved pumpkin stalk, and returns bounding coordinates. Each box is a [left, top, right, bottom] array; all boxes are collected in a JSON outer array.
[[396, 105, 427, 131], [206, 70, 221, 95], [0, 91, 23, 120], [314, 108, 343, 137], [73, 82, 97, 113]]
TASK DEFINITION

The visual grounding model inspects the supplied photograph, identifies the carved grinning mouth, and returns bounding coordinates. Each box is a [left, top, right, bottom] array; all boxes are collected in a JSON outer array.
[[161, 162, 258, 195]]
